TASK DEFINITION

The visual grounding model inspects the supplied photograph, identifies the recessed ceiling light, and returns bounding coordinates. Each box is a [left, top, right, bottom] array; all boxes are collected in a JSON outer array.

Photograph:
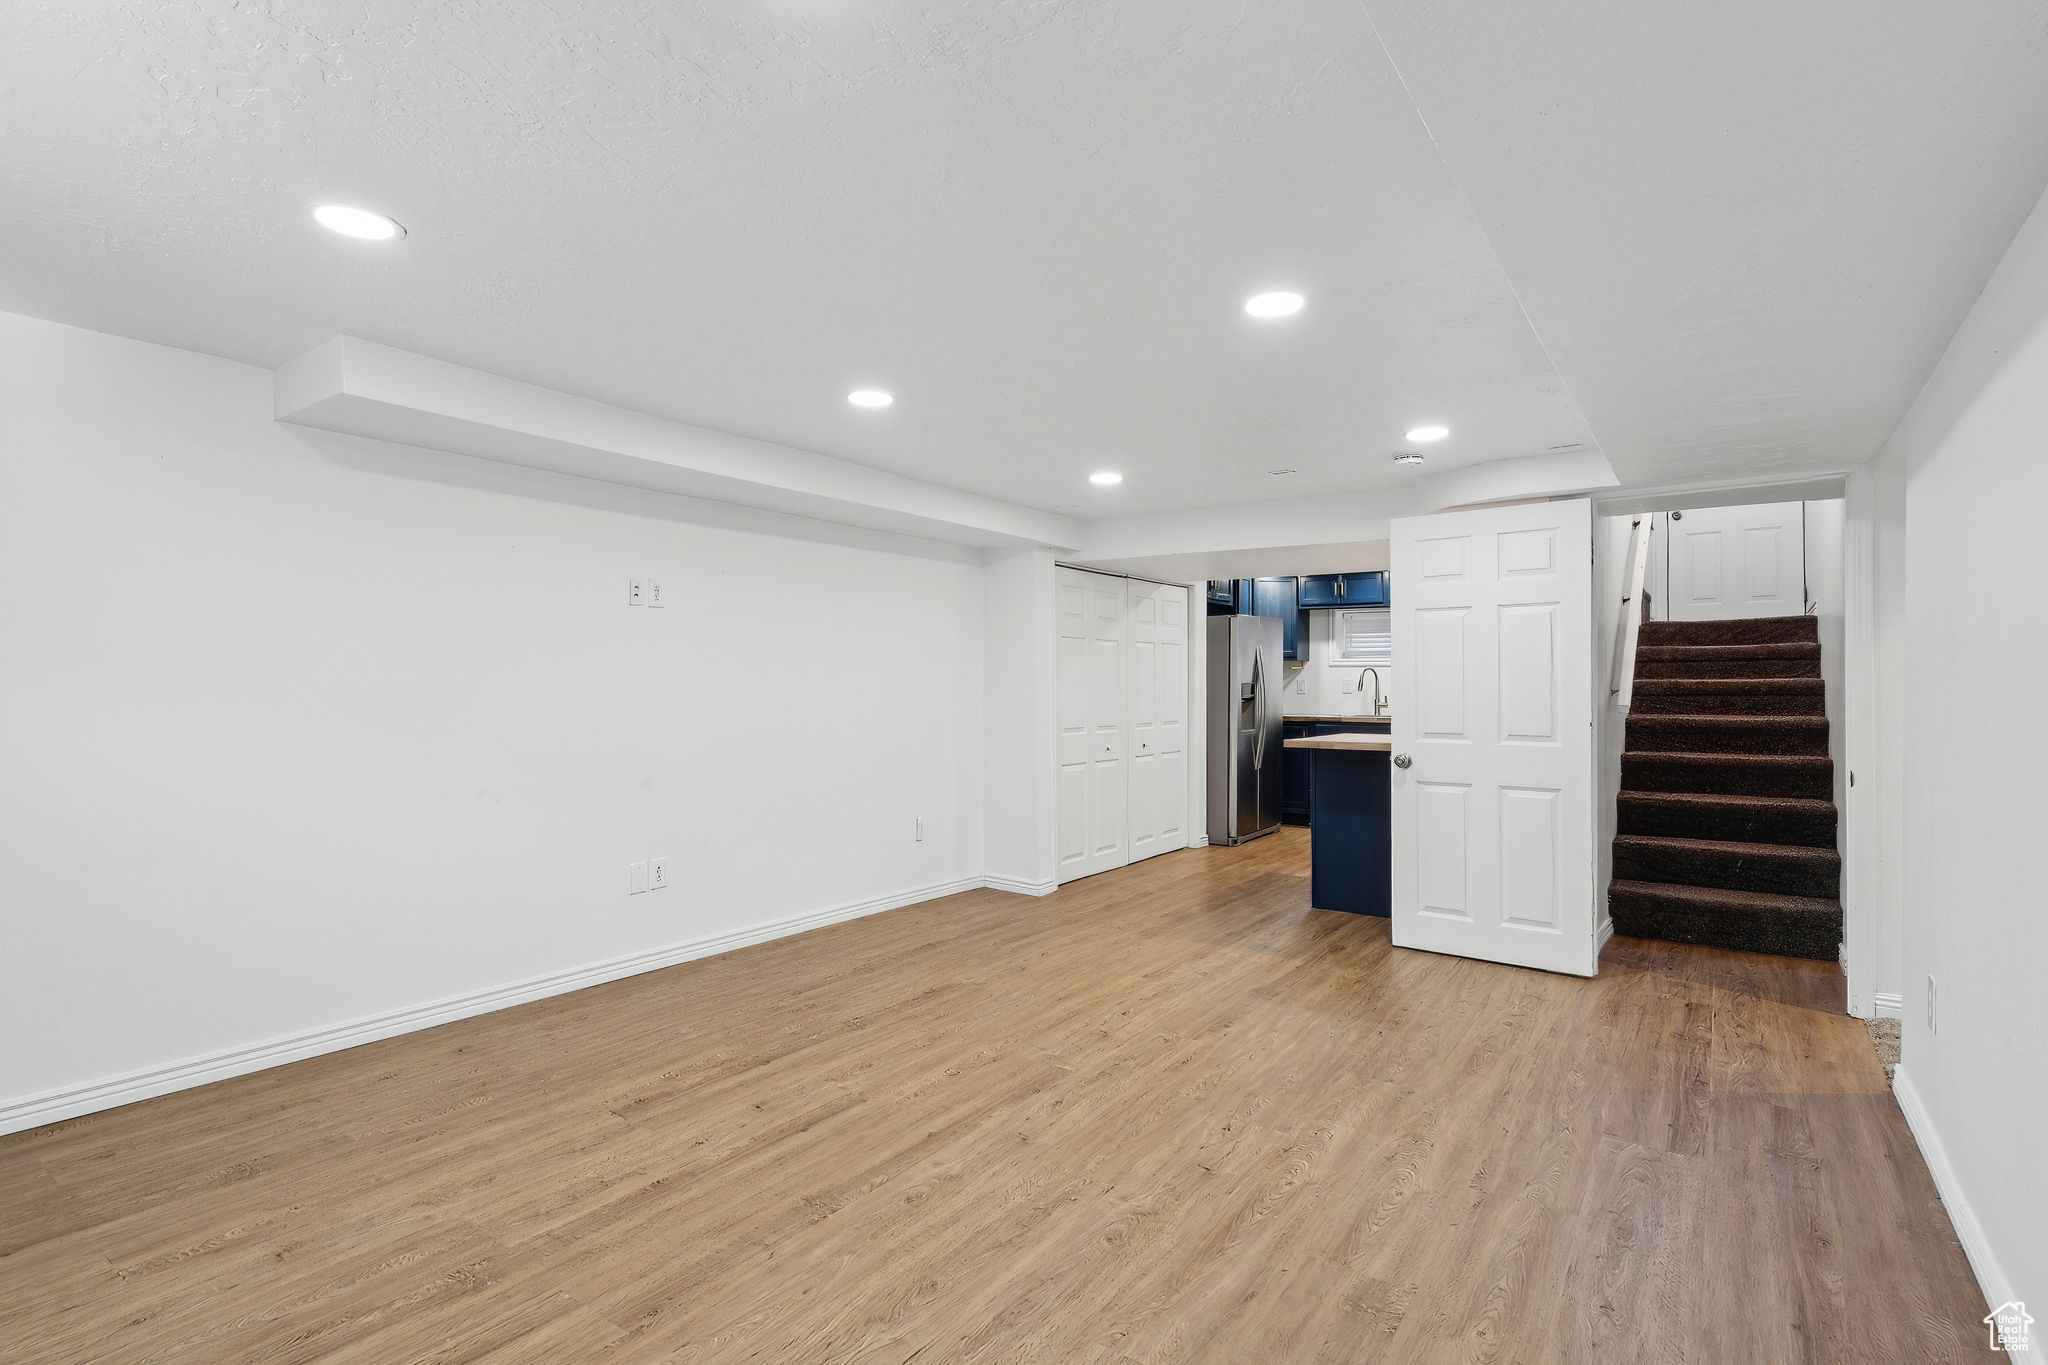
[[1393, 451, 1426, 467], [1244, 290, 1305, 319], [1405, 424, 1449, 443], [847, 389, 894, 408], [1089, 471, 1124, 486], [312, 204, 404, 240]]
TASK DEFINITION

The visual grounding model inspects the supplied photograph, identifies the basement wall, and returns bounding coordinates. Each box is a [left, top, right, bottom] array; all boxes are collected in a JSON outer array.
[[1878, 178, 2048, 1321], [0, 310, 992, 1131]]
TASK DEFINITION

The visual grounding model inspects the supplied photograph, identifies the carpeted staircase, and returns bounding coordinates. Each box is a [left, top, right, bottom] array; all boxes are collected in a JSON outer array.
[[1608, 613, 1842, 960]]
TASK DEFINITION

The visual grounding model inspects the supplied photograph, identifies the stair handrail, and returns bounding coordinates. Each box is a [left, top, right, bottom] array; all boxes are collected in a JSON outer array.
[[1611, 514, 1656, 713]]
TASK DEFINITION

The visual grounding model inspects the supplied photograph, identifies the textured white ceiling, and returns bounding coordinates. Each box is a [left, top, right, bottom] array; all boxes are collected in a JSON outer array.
[[1365, 0, 2048, 487], [0, 1, 1588, 517], [4, 1, 2045, 519]]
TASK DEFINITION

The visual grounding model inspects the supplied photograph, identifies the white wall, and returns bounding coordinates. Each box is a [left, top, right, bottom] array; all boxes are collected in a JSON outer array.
[[982, 548, 1057, 892], [1282, 611, 1395, 718], [1592, 514, 1639, 936], [1871, 465, 1908, 1013], [1184, 585, 1208, 846], [1877, 180, 2048, 1320], [1801, 500, 1846, 816], [0, 311, 992, 1130]]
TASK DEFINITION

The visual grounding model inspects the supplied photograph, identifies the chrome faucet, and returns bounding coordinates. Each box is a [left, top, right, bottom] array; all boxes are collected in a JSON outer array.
[[1359, 667, 1386, 717]]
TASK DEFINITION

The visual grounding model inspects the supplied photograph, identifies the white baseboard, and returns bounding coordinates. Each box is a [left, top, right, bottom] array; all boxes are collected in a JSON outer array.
[[1892, 1065, 2016, 1355], [1596, 916, 1615, 953], [0, 874, 987, 1137], [983, 874, 1057, 897], [1872, 991, 1904, 1019]]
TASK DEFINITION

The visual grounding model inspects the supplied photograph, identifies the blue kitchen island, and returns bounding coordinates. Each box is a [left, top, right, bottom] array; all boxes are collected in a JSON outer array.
[[1282, 731, 1393, 917]]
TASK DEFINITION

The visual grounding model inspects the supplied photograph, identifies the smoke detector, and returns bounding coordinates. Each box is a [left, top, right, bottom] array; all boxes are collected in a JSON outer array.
[[1393, 451, 1426, 467]]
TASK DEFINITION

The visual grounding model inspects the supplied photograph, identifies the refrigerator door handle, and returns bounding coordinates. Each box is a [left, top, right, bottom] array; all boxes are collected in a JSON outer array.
[[1251, 648, 1267, 769]]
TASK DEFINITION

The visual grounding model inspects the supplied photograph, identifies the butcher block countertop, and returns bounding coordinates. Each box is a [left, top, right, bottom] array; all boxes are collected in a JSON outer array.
[[1282, 732, 1393, 752]]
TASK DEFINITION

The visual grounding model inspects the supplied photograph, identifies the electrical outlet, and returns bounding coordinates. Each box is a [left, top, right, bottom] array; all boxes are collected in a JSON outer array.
[[629, 860, 649, 894], [1295, 676, 1306, 695], [650, 857, 669, 890], [915, 817, 925, 842], [628, 579, 645, 606], [1927, 974, 1937, 1034], [647, 580, 666, 609]]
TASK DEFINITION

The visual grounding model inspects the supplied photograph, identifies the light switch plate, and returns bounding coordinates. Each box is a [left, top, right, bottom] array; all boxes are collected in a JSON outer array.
[[628, 579, 645, 606], [647, 580, 666, 608], [650, 857, 669, 889], [629, 860, 649, 894]]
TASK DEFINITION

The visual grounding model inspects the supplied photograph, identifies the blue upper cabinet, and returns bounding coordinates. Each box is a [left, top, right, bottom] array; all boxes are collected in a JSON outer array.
[[1250, 577, 1308, 661], [1297, 571, 1388, 609], [1205, 579, 1249, 611]]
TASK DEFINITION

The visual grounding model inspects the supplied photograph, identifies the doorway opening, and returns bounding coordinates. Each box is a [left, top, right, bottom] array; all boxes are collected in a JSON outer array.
[[1599, 499, 1850, 970]]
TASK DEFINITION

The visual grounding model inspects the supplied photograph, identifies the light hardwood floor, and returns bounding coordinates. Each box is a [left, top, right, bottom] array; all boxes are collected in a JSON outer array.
[[0, 829, 1987, 1362]]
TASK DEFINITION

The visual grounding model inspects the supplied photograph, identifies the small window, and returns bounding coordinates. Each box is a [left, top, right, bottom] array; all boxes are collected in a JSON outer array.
[[1331, 607, 1390, 665]]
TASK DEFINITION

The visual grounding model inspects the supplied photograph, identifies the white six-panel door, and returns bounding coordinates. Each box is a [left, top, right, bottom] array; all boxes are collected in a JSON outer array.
[[1390, 499, 1598, 976], [1665, 500, 1805, 619], [1126, 580, 1188, 863]]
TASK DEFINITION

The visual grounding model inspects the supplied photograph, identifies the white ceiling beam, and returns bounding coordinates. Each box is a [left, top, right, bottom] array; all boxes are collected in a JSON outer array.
[[275, 337, 1082, 552]]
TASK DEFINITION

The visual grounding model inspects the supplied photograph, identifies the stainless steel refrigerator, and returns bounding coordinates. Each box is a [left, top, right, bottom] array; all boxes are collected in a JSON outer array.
[[1207, 614, 1284, 845]]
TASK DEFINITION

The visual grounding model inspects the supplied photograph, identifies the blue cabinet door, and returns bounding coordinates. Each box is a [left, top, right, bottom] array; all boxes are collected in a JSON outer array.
[[1206, 579, 1255, 614], [1251, 577, 1307, 661], [1296, 574, 1345, 608], [1298, 572, 1388, 608], [1281, 722, 1314, 824], [1347, 571, 1389, 606], [1307, 748, 1393, 917]]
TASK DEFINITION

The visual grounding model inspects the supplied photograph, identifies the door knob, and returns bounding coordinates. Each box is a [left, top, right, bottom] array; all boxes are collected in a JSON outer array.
[[1393, 753, 1412, 769]]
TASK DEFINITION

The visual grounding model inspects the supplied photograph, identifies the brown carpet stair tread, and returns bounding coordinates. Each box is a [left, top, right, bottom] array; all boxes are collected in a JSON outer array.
[[1637, 615, 1820, 647], [1617, 790, 1837, 846], [1632, 676, 1824, 695], [1608, 880, 1842, 960], [1629, 684, 1826, 716], [1613, 833, 1840, 899], [1627, 711, 1829, 727], [1619, 751, 1834, 799], [1612, 832, 1841, 864], [1635, 641, 1821, 661], [1625, 714, 1831, 757], [1608, 878, 1841, 917]]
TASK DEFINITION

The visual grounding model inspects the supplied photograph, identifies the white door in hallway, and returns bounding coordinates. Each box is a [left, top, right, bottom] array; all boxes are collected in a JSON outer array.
[[1390, 498, 1597, 976], [1665, 501, 1805, 619], [1056, 568, 1129, 883], [1126, 581, 1188, 863]]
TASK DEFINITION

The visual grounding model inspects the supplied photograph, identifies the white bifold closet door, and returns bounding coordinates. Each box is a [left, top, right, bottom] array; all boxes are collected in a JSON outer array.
[[1125, 579, 1188, 863], [1056, 568, 1188, 885]]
